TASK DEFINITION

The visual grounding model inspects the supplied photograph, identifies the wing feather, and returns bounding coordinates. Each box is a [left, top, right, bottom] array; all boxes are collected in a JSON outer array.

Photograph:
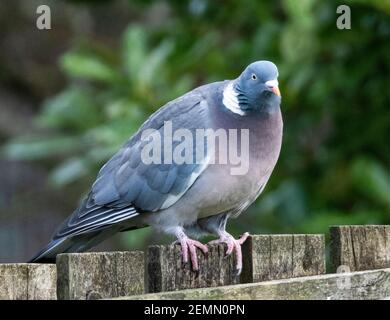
[[53, 88, 212, 239]]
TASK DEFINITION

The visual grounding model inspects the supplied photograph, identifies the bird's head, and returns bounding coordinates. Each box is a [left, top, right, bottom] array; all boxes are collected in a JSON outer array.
[[226, 61, 281, 114]]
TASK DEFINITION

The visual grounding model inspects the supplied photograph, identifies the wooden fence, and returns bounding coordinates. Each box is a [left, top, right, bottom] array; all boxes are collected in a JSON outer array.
[[0, 225, 389, 300]]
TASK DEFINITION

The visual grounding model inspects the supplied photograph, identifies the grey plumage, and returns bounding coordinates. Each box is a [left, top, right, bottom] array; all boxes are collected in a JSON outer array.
[[30, 61, 283, 264]]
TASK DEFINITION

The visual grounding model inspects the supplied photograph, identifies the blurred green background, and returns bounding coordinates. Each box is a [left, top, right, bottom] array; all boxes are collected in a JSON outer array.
[[0, 0, 389, 262]]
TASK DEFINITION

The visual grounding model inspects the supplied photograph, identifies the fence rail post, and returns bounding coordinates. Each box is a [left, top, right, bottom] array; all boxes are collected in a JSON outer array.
[[0, 263, 56, 300], [147, 234, 326, 293], [56, 251, 145, 300], [120, 268, 390, 300], [241, 234, 326, 283], [147, 243, 240, 293], [330, 225, 390, 272], [3, 225, 389, 300]]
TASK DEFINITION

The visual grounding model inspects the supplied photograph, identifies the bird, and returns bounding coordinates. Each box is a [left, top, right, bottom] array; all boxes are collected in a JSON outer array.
[[30, 60, 283, 274]]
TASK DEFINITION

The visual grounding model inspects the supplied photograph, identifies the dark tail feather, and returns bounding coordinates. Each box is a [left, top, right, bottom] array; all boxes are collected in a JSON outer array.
[[28, 202, 143, 263], [28, 228, 118, 263], [28, 238, 67, 263]]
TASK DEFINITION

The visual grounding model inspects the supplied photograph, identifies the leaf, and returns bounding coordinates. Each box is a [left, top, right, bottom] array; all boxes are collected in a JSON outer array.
[[50, 157, 89, 186], [351, 157, 390, 208], [255, 180, 307, 226], [61, 50, 119, 83], [3, 136, 83, 160], [138, 40, 174, 88], [37, 87, 102, 131], [122, 25, 148, 79]]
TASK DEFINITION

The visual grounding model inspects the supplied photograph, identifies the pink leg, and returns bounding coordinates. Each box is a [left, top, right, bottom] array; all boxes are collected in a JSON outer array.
[[174, 230, 208, 271], [208, 231, 249, 274]]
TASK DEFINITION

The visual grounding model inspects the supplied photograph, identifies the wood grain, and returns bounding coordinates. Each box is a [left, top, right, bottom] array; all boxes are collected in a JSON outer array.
[[241, 234, 326, 283], [56, 251, 144, 300], [121, 268, 390, 300], [330, 225, 390, 272], [147, 243, 240, 293], [148, 234, 325, 292], [0, 263, 56, 300]]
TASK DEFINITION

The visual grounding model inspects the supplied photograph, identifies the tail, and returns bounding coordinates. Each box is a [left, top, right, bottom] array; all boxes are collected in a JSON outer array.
[[29, 228, 117, 263], [29, 238, 68, 263], [29, 224, 146, 263], [29, 194, 141, 263]]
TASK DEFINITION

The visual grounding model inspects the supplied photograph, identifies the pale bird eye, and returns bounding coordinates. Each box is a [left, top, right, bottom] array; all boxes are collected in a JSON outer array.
[[251, 73, 257, 80]]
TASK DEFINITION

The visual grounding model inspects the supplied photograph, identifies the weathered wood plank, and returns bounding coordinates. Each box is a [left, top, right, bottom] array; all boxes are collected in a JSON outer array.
[[241, 234, 325, 283], [27, 264, 57, 300], [147, 244, 240, 293], [56, 251, 144, 300], [0, 264, 56, 300], [330, 225, 390, 272], [0, 264, 27, 300], [148, 234, 325, 293], [119, 268, 390, 300]]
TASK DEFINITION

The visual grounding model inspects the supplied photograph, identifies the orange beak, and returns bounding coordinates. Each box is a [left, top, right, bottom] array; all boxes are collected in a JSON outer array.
[[265, 80, 281, 97], [271, 86, 281, 97]]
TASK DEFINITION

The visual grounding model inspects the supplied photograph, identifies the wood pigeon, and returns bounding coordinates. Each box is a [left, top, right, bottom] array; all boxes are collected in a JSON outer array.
[[30, 60, 283, 274]]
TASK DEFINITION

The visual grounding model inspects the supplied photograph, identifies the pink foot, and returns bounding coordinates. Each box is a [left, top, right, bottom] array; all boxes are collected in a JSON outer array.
[[208, 232, 249, 275], [174, 232, 208, 271]]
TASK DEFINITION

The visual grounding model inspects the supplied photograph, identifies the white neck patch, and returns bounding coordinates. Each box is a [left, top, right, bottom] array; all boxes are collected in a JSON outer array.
[[222, 82, 245, 116]]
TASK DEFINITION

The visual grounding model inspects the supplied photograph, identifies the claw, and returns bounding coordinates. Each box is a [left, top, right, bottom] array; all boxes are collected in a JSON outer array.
[[208, 231, 249, 275], [175, 232, 208, 271]]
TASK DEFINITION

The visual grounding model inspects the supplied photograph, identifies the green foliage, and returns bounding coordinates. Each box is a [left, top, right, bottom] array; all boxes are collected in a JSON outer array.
[[3, 0, 390, 245], [4, 24, 194, 190]]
